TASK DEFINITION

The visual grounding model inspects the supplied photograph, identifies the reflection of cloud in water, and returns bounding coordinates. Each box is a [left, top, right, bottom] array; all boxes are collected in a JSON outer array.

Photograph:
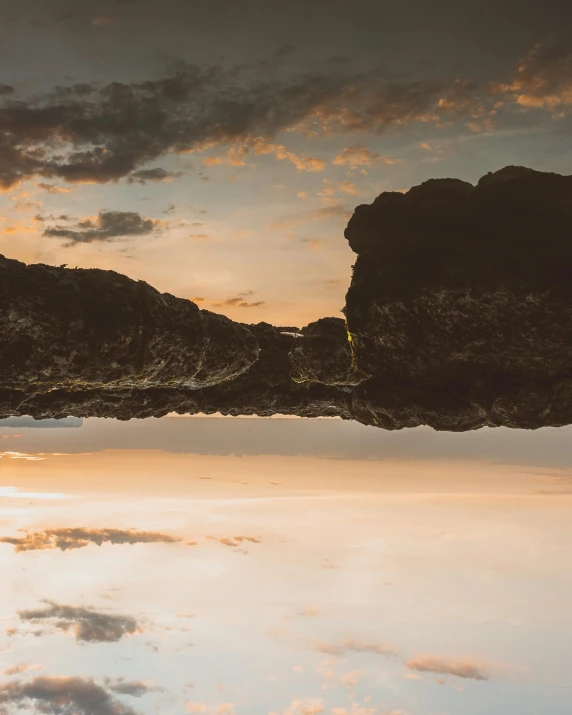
[[18, 601, 144, 643], [0, 675, 144, 715], [0, 528, 181, 552], [404, 654, 490, 681]]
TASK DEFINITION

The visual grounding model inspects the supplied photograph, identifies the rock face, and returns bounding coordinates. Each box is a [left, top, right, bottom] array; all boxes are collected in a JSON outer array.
[[288, 317, 368, 386], [0, 255, 258, 391], [344, 165, 572, 429], [2, 166, 572, 431]]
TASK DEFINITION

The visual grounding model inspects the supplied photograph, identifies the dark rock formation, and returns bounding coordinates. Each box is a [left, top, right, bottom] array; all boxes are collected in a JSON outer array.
[[343, 165, 572, 429], [2, 166, 572, 431], [288, 317, 368, 386], [0, 254, 258, 391]]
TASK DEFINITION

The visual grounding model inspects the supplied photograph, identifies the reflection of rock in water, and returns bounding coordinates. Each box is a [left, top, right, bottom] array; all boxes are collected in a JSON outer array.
[[1, 166, 572, 431], [0, 416, 83, 428]]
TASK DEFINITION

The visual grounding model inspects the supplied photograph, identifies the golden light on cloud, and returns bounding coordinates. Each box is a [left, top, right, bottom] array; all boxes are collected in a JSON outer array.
[[332, 144, 402, 168]]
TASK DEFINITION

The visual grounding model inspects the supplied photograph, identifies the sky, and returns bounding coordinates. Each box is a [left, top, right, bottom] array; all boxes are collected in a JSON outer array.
[[2, 3, 572, 713], [0, 0, 572, 325], [1, 417, 572, 715]]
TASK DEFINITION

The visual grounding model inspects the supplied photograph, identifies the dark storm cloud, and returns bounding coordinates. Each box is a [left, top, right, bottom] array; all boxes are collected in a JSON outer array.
[[18, 601, 142, 642], [0, 527, 181, 552], [0, 676, 141, 715], [0, 63, 484, 188], [43, 210, 156, 245], [126, 167, 183, 184], [404, 655, 490, 681]]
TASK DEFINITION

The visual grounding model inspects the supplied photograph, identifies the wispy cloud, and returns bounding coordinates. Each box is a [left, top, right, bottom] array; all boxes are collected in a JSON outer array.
[[269, 204, 350, 229], [404, 654, 490, 681], [0, 527, 181, 552], [332, 144, 402, 168]]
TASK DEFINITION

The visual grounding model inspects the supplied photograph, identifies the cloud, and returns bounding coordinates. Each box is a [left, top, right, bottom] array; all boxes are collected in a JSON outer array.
[[186, 704, 235, 715], [192, 297, 265, 309], [0, 676, 142, 715], [270, 204, 351, 228], [491, 41, 572, 114], [298, 607, 319, 617], [249, 137, 325, 172], [42, 210, 156, 245], [404, 655, 489, 681], [36, 183, 73, 194], [331, 709, 407, 715], [126, 168, 183, 184], [332, 144, 401, 168], [18, 601, 143, 643], [301, 238, 322, 250], [273, 629, 397, 658], [3, 665, 43, 677], [316, 638, 397, 658], [270, 699, 323, 715], [339, 670, 362, 688], [201, 139, 325, 172], [0, 527, 181, 552], [207, 536, 261, 547], [0, 63, 483, 188], [103, 679, 161, 697]]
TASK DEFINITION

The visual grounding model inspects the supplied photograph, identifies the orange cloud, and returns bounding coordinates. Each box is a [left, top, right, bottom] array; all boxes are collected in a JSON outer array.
[[36, 183, 73, 194], [270, 699, 323, 715], [490, 42, 572, 115], [270, 204, 351, 229], [404, 654, 490, 681], [207, 536, 262, 547], [301, 238, 322, 250], [200, 138, 324, 172], [250, 137, 325, 171], [332, 144, 402, 168]]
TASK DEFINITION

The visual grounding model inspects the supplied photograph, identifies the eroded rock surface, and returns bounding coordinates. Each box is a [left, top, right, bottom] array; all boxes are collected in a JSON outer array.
[[2, 166, 572, 431], [0, 255, 258, 391], [343, 165, 572, 428]]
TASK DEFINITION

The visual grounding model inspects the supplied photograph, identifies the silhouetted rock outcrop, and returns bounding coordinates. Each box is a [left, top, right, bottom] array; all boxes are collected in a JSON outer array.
[[343, 165, 572, 428], [2, 166, 572, 430]]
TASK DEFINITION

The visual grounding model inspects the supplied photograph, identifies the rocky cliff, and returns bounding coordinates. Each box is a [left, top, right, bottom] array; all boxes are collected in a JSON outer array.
[[2, 166, 571, 431]]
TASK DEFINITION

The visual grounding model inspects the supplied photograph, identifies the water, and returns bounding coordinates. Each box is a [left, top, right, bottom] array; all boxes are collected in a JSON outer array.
[[1, 417, 571, 715]]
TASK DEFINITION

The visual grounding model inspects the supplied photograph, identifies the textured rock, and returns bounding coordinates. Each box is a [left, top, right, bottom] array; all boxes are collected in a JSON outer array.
[[288, 317, 368, 386], [343, 165, 572, 428], [0, 255, 258, 391], [0, 322, 352, 421], [2, 166, 572, 431]]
